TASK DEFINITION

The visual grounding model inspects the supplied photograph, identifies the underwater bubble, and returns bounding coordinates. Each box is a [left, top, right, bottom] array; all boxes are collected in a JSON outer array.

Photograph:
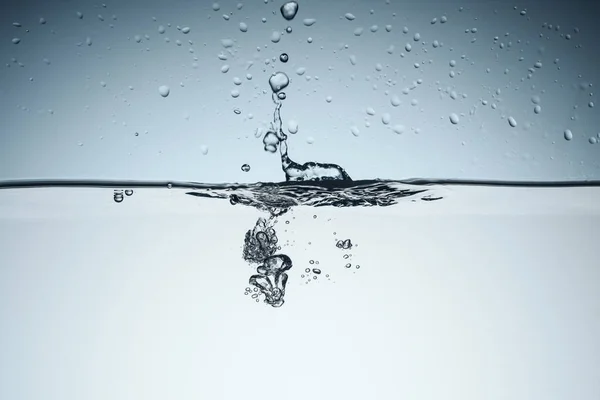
[[221, 64, 230, 73], [86, 37, 92, 46], [589, 101, 594, 108], [269, 71, 290, 93], [350, 126, 360, 136], [241, 164, 251, 172], [280, 53, 289, 62], [182, 27, 190, 34], [200, 145, 209, 155], [405, 43, 412, 52], [158, 25, 166, 34], [534, 105, 541, 114], [413, 32, 421, 41], [449, 59, 456, 67], [508, 116, 517, 127], [271, 31, 281, 43], [303, 18, 316, 26], [114, 193, 124, 203], [589, 137, 597, 144], [345, 13, 356, 21], [382, 113, 391, 124], [239, 22, 248, 32], [305, 268, 310, 273], [125, 189, 133, 196], [312, 268, 321, 275], [449, 113, 459, 124], [231, 89, 240, 98], [280, 1, 299, 21], [158, 85, 170, 97], [345, 263, 351, 268], [564, 129, 573, 141], [12, 38, 21, 44], [391, 95, 401, 106], [278, 92, 287, 100], [212, 2, 220, 11], [354, 27, 364, 36], [286, 26, 292, 33], [233, 108, 241, 114], [366, 107, 376, 115]]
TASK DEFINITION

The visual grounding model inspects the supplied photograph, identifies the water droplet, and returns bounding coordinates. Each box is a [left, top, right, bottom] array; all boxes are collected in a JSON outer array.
[[241, 163, 251, 172], [239, 22, 248, 32], [390, 95, 401, 107], [233, 76, 242, 85], [381, 113, 391, 125], [349, 55, 357, 65], [280, 1, 299, 21], [350, 126, 360, 136], [449, 59, 456, 67], [392, 124, 405, 134], [86, 37, 92, 46], [589, 101, 595, 108], [12, 38, 21, 44], [508, 116, 517, 127], [231, 89, 240, 98], [313, 268, 321, 275], [531, 95, 541, 104], [39, 17, 46, 25], [125, 189, 133, 196], [354, 27, 364, 36], [286, 26, 292, 33], [269, 71, 289, 93], [589, 137, 598, 144], [158, 25, 166, 34], [564, 129, 573, 141], [306, 136, 315, 144], [114, 193, 124, 203], [287, 120, 299, 134], [221, 38, 234, 48], [212, 2, 221, 11], [182, 27, 190, 34], [76, 11, 83, 19], [271, 31, 281, 43], [280, 53, 289, 62], [167, 183, 173, 189], [441, 16, 447, 23], [345, 263, 352, 268], [233, 108, 242, 114], [158, 85, 170, 97], [534, 105, 541, 114], [405, 43, 412, 52], [221, 65, 229, 73], [200, 145, 209, 155], [413, 33, 421, 41], [449, 113, 460, 124], [303, 18, 316, 26], [326, 96, 333, 103], [345, 13, 356, 21], [411, 99, 418, 106], [370, 25, 379, 32]]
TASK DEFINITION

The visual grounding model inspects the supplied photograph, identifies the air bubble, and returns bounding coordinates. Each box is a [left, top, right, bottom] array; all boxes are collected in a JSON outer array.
[[271, 31, 281, 43], [366, 107, 376, 115], [200, 145, 209, 155], [350, 126, 360, 136], [125, 189, 133, 196], [303, 18, 316, 26], [508, 116, 517, 127], [231, 89, 240, 98], [212, 2, 220, 11], [280, 53, 289, 62], [241, 164, 251, 172], [239, 22, 248, 32], [589, 137, 597, 144], [221, 64, 230, 73], [391, 95, 400, 106], [288, 120, 299, 134], [381, 113, 391, 124], [12, 38, 21, 44], [345, 13, 356, 21], [158, 25, 166, 34], [534, 105, 541, 114], [182, 27, 190, 34], [405, 43, 412, 52], [413, 33, 421, 41], [392, 124, 405, 134], [278, 92, 286, 100], [449, 113, 460, 124], [286, 26, 292, 33]]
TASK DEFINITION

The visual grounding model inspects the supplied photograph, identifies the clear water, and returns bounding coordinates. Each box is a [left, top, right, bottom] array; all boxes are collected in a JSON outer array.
[[2, 0, 600, 398], [0, 181, 599, 399]]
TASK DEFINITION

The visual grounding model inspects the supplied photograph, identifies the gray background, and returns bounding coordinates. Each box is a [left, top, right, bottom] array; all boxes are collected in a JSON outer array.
[[1, 0, 599, 182]]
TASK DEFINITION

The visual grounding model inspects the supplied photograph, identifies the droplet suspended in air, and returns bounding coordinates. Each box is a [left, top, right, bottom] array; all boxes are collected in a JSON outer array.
[[277, 92, 286, 100], [564, 129, 573, 141], [345, 13, 356, 21], [449, 113, 460, 124], [12, 38, 21, 44], [303, 18, 316, 26], [534, 105, 541, 114], [280, 53, 289, 62], [391, 95, 401, 106], [269, 71, 290, 93], [221, 64, 230, 73], [158, 25, 165, 34], [181, 27, 190, 34], [285, 26, 292, 33], [288, 120, 299, 134], [508, 116, 517, 127], [212, 2, 220, 11], [280, 1, 299, 21], [158, 85, 170, 97], [125, 189, 133, 196], [350, 126, 360, 136], [200, 145, 209, 155], [239, 22, 248, 32], [241, 164, 251, 172], [271, 31, 281, 43], [381, 113, 391, 125]]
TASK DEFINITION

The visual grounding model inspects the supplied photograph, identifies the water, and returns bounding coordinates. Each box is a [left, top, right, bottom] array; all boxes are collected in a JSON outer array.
[[1, 180, 599, 399]]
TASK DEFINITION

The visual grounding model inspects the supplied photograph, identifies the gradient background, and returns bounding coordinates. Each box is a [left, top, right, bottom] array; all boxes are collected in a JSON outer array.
[[1, 0, 599, 183]]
